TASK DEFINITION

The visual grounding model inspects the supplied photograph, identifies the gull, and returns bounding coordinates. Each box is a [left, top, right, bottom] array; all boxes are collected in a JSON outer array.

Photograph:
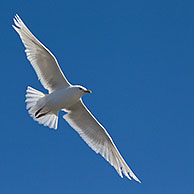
[[12, 14, 141, 182]]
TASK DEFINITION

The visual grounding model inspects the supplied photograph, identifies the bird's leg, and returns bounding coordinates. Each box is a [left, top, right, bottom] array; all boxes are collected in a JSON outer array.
[[35, 107, 44, 118], [36, 111, 50, 118]]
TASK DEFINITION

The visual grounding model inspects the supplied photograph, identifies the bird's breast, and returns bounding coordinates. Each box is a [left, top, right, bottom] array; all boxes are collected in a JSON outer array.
[[45, 88, 80, 111]]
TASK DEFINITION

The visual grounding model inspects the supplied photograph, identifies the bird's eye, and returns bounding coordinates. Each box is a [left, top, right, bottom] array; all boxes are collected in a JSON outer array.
[[79, 88, 82, 90]]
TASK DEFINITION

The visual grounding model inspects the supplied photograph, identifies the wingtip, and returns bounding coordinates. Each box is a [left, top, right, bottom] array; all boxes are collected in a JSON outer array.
[[12, 16, 18, 29], [133, 175, 141, 183], [14, 14, 20, 21], [12, 14, 23, 29], [136, 178, 142, 184], [122, 172, 141, 183], [13, 14, 18, 22], [132, 174, 141, 183]]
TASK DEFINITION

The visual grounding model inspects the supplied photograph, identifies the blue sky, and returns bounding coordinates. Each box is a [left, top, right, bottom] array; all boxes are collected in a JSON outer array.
[[0, 0, 194, 193]]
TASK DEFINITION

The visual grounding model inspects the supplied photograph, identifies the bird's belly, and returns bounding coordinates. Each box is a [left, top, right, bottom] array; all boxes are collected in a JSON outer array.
[[45, 88, 79, 111]]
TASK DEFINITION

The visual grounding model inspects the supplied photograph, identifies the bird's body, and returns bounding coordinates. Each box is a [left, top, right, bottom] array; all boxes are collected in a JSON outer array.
[[44, 86, 82, 111], [36, 85, 89, 114], [13, 14, 141, 182]]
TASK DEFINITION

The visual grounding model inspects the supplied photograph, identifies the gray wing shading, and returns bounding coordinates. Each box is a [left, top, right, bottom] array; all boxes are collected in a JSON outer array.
[[63, 100, 141, 182], [12, 14, 70, 93]]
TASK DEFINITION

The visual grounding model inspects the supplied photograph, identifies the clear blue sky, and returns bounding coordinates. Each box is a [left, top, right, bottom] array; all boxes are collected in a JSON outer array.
[[0, 0, 194, 193]]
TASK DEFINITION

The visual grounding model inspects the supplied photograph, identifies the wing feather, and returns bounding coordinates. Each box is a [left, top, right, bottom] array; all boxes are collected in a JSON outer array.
[[63, 100, 141, 182], [12, 14, 70, 93]]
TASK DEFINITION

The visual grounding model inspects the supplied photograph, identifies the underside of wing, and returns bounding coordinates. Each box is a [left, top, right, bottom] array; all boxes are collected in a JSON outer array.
[[13, 14, 70, 93], [63, 100, 141, 182]]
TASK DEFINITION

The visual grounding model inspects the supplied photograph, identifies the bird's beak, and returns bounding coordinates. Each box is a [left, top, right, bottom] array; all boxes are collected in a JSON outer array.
[[85, 90, 92, 94]]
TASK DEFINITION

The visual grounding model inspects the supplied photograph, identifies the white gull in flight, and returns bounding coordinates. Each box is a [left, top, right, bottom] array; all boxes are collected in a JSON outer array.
[[12, 14, 141, 182]]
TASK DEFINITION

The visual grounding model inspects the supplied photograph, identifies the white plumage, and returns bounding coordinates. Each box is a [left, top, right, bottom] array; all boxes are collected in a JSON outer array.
[[13, 14, 141, 182], [13, 15, 70, 93]]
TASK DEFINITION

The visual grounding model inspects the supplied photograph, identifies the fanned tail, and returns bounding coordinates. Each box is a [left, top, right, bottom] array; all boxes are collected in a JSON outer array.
[[25, 86, 58, 130]]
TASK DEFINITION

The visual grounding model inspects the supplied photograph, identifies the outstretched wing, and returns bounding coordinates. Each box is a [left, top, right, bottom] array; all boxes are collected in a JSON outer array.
[[63, 100, 141, 182], [13, 14, 70, 93]]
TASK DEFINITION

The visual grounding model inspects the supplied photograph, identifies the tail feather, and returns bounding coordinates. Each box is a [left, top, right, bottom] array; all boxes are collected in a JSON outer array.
[[25, 86, 45, 111], [25, 86, 58, 130], [36, 113, 58, 129]]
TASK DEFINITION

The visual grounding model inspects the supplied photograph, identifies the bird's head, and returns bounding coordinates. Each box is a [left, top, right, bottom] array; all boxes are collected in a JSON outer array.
[[74, 85, 92, 96]]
